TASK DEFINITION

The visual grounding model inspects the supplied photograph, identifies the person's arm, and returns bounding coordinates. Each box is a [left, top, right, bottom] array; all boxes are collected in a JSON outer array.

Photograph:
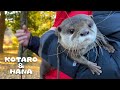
[[27, 34, 40, 55], [27, 26, 58, 55], [15, 25, 41, 56]]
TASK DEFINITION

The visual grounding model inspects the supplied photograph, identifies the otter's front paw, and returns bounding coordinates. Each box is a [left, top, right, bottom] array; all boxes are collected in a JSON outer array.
[[108, 45, 115, 53], [104, 44, 115, 53], [87, 61, 102, 75]]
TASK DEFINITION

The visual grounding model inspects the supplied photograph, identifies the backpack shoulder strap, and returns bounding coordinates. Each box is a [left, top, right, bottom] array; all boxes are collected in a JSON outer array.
[[38, 30, 57, 61]]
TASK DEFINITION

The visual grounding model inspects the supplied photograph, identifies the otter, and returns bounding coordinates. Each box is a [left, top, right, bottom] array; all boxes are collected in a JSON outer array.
[[39, 14, 115, 78]]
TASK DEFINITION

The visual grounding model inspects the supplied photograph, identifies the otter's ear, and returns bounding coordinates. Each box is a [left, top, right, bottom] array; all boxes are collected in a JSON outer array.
[[90, 15, 93, 19], [58, 27, 62, 32], [55, 27, 62, 36]]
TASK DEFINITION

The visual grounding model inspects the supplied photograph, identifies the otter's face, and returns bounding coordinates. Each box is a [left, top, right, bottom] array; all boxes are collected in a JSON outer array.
[[55, 14, 97, 50]]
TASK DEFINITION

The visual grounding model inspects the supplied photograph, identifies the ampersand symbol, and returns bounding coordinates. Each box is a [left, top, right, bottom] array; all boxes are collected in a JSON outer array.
[[18, 63, 24, 68]]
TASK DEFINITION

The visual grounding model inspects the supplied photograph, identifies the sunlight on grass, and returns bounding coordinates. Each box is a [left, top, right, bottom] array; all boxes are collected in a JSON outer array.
[[3, 45, 13, 49], [25, 66, 40, 70], [0, 61, 16, 65], [4, 50, 18, 54]]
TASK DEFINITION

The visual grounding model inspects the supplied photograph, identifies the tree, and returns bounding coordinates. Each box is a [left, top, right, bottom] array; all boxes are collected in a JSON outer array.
[[0, 11, 6, 53], [18, 11, 28, 58], [5, 11, 55, 36], [17, 11, 28, 79]]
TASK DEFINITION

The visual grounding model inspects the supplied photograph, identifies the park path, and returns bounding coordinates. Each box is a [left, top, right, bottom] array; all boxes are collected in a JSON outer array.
[[0, 44, 41, 79]]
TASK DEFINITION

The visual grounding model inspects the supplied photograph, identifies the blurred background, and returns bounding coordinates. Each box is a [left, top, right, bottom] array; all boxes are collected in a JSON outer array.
[[0, 11, 56, 79]]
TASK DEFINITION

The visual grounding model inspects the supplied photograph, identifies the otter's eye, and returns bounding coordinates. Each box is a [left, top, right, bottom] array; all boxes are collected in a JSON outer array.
[[58, 27, 62, 32], [88, 23, 93, 28], [69, 29, 75, 34]]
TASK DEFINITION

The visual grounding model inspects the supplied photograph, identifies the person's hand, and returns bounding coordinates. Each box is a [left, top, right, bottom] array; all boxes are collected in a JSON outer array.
[[15, 25, 31, 47]]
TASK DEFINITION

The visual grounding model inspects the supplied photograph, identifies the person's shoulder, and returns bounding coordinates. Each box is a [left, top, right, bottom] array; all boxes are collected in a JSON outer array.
[[40, 30, 56, 40], [93, 11, 120, 16], [40, 29, 57, 48], [39, 30, 58, 60]]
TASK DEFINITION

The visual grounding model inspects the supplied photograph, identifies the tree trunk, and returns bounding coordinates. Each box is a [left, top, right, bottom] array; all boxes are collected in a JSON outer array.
[[18, 11, 28, 57], [18, 11, 28, 79], [0, 11, 6, 53]]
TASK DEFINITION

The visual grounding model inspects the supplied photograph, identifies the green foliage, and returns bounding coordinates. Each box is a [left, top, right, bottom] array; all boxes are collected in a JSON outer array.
[[5, 11, 56, 36], [5, 11, 21, 33], [28, 11, 55, 36]]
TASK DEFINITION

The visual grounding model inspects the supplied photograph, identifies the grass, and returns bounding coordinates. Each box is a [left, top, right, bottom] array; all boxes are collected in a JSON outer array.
[[0, 44, 42, 79]]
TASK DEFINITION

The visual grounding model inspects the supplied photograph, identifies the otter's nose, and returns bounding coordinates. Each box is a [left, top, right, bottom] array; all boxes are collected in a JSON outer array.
[[80, 30, 89, 36]]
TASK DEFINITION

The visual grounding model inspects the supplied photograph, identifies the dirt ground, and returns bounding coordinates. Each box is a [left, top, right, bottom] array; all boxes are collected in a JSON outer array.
[[0, 44, 42, 79]]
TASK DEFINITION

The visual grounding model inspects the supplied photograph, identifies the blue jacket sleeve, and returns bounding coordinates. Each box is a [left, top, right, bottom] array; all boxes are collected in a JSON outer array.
[[27, 34, 40, 55]]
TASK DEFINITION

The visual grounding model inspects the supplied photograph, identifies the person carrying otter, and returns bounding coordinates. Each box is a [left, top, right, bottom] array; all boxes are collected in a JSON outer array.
[[15, 11, 120, 79]]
